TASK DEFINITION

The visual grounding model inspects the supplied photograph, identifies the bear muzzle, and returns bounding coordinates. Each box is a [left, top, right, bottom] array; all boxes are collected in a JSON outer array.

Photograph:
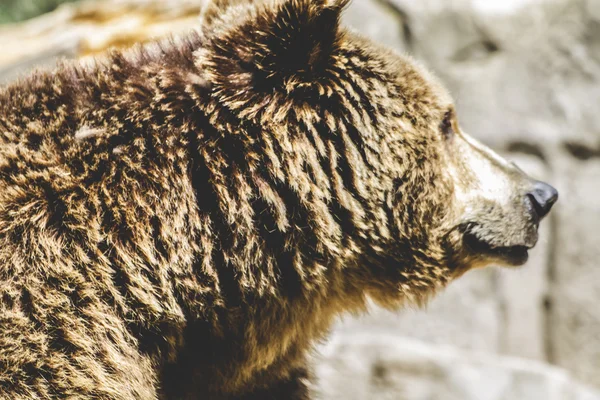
[[464, 179, 558, 268]]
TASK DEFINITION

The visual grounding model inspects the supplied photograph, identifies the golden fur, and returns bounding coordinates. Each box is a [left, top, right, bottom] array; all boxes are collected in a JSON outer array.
[[0, 0, 556, 398]]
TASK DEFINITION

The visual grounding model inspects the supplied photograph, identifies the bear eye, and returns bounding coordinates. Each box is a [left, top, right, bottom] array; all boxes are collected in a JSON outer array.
[[440, 110, 455, 140]]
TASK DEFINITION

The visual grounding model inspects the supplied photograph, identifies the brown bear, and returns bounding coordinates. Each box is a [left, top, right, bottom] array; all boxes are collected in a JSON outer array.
[[0, 0, 557, 399]]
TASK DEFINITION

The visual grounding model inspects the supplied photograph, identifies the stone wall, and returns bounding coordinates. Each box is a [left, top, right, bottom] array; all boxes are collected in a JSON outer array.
[[313, 334, 599, 400], [0, 0, 599, 397]]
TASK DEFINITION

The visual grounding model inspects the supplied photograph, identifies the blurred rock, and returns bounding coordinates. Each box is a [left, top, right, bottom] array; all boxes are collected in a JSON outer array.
[[314, 334, 600, 400], [551, 156, 600, 385], [0, 0, 204, 83], [337, 269, 502, 354], [343, 0, 409, 52], [0, 0, 78, 24]]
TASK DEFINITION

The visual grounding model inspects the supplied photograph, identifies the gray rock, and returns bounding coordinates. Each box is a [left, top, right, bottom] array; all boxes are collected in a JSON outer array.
[[551, 156, 600, 385], [343, 0, 408, 52], [337, 269, 502, 354], [313, 334, 600, 400]]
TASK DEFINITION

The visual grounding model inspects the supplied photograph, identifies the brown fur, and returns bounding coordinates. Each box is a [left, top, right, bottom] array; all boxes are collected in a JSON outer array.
[[0, 0, 553, 399]]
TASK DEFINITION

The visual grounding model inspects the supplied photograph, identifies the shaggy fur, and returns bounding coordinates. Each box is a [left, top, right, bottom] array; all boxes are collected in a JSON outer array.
[[0, 0, 554, 399]]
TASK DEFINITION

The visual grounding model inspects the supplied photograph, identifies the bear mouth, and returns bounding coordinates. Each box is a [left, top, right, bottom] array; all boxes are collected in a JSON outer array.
[[463, 232, 532, 266]]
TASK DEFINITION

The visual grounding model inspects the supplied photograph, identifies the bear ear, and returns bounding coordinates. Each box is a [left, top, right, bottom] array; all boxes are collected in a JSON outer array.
[[197, 0, 351, 113], [261, 0, 351, 76]]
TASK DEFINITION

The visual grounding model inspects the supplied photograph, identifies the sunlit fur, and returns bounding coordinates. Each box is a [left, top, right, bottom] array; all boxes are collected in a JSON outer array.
[[0, 0, 540, 399]]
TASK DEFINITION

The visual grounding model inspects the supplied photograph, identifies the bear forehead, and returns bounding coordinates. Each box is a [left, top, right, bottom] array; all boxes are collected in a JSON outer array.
[[338, 32, 455, 121]]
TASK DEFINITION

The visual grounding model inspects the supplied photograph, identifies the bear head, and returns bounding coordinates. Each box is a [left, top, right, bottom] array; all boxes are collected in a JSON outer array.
[[196, 0, 558, 307]]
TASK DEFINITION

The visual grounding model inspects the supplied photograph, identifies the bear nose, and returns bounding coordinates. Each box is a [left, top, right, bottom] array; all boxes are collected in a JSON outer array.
[[527, 181, 559, 219]]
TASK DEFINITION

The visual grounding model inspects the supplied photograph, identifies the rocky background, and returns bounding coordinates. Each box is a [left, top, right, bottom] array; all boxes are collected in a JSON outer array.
[[0, 0, 599, 398]]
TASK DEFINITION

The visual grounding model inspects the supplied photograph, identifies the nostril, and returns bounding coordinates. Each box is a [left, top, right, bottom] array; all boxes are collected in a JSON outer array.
[[528, 181, 559, 219]]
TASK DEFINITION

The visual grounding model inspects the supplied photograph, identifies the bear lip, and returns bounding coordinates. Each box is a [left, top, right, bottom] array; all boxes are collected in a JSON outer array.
[[463, 231, 533, 266]]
